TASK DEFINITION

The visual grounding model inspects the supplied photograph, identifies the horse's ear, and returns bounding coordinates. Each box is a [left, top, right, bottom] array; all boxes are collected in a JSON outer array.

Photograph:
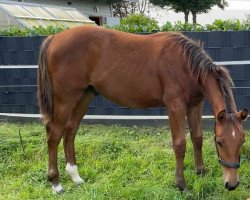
[[237, 109, 248, 121], [217, 110, 226, 122]]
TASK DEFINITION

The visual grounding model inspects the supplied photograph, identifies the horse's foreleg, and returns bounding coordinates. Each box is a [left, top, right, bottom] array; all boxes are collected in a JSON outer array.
[[187, 102, 204, 174], [64, 90, 95, 184], [167, 98, 187, 191]]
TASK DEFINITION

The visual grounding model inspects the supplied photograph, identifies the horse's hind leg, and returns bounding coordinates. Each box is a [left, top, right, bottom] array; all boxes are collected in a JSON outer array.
[[46, 91, 84, 194], [187, 101, 204, 174], [64, 89, 95, 184], [46, 104, 73, 193]]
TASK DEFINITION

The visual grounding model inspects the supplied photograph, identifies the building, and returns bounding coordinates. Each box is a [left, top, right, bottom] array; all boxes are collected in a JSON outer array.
[[0, 0, 138, 29]]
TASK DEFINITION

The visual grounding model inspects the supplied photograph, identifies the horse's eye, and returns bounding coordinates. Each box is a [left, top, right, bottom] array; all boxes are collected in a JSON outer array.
[[216, 140, 223, 147]]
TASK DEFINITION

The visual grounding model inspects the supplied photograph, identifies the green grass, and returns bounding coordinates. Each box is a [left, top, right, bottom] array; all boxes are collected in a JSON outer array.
[[0, 123, 249, 200]]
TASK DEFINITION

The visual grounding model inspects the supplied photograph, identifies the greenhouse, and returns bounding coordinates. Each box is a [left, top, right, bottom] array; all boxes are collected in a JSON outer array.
[[0, 1, 95, 29]]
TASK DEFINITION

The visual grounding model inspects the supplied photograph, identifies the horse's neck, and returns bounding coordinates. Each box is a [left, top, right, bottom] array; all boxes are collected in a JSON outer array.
[[203, 73, 227, 117]]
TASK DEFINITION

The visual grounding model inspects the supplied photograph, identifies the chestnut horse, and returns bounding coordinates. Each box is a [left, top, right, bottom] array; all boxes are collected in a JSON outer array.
[[37, 26, 248, 193]]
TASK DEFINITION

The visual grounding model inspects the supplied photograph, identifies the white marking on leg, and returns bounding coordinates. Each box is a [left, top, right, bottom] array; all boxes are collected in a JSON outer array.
[[52, 183, 64, 194], [66, 163, 83, 185], [232, 130, 236, 139]]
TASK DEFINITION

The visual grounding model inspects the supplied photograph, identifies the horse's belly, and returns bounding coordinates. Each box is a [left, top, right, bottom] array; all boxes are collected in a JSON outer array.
[[101, 92, 164, 108], [92, 78, 164, 108]]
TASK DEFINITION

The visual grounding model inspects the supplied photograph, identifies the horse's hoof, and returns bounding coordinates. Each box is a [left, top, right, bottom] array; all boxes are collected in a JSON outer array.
[[196, 169, 203, 175], [52, 183, 64, 194], [177, 182, 186, 191], [66, 163, 83, 185], [74, 177, 84, 185], [196, 167, 206, 176], [178, 185, 186, 191]]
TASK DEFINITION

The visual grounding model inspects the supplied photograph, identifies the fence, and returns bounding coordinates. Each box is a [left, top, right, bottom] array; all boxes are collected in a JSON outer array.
[[0, 31, 250, 115]]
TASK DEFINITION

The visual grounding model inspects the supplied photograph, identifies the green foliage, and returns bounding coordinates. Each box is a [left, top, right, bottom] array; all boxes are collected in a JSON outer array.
[[0, 25, 68, 36], [110, 14, 159, 33], [161, 19, 250, 32], [186, 0, 228, 14], [206, 19, 250, 31], [0, 123, 250, 199], [161, 21, 205, 31], [150, 0, 228, 23], [0, 19, 250, 37]]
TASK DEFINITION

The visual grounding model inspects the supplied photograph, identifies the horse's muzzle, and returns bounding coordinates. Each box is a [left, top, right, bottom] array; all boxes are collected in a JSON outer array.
[[225, 181, 239, 191]]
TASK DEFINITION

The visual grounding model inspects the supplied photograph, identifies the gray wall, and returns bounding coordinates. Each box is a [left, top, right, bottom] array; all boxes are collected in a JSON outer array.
[[0, 31, 250, 115]]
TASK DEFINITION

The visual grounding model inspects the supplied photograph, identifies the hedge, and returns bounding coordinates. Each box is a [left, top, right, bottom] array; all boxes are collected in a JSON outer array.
[[0, 19, 249, 36]]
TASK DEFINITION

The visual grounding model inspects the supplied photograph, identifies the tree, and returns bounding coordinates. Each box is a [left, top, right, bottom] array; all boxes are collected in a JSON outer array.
[[149, 0, 228, 23], [149, 0, 190, 23], [190, 0, 228, 24], [94, 0, 120, 3], [112, 0, 152, 19], [137, 0, 152, 14], [112, 1, 137, 18], [94, 0, 153, 19]]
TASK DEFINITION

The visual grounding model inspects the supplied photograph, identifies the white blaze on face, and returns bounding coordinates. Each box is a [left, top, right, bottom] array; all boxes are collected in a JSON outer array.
[[232, 130, 236, 139], [66, 163, 83, 184]]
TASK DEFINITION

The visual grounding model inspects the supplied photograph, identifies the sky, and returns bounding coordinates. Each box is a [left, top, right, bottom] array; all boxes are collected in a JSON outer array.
[[150, 0, 250, 25]]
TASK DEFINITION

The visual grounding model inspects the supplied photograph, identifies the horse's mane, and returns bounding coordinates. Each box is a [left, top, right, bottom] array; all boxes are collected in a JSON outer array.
[[167, 32, 236, 113]]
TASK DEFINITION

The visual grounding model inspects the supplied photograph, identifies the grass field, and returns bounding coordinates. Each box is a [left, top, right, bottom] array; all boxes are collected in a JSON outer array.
[[0, 123, 249, 200]]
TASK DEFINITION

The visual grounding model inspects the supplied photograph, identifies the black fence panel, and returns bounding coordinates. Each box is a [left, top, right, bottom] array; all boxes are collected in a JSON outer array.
[[0, 31, 250, 115]]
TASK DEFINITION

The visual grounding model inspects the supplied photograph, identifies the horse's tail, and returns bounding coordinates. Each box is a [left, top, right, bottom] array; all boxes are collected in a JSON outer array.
[[37, 35, 54, 123]]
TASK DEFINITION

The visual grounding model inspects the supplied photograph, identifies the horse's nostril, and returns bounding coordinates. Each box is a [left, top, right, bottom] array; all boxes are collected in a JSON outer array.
[[225, 182, 239, 191]]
